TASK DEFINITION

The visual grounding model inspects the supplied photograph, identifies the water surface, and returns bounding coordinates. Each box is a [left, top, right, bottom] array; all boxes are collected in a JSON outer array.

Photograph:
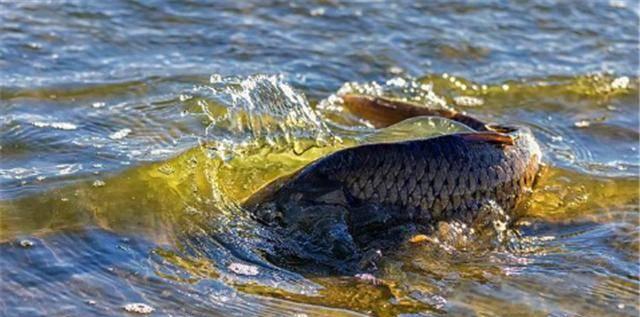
[[1, 1, 639, 316]]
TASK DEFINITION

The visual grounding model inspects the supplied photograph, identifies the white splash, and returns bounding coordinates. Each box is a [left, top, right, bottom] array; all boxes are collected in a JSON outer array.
[[109, 128, 131, 140], [228, 262, 259, 276], [453, 96, 484, 107], [123, 303, 154, 314], [32, 121, 77, 130]]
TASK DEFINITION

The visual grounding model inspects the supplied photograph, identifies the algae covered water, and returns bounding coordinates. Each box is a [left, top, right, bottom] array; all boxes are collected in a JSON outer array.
[[1, 1, 639, 316]]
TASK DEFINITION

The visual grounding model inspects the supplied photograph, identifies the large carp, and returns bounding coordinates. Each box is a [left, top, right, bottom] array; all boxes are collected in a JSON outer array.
[[244, 94, 542, 270]]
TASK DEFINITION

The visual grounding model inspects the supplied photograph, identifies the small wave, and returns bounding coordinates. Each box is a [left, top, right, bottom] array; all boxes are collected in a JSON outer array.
[[108, 128, 132, 140], [189, 74, 337, 160]]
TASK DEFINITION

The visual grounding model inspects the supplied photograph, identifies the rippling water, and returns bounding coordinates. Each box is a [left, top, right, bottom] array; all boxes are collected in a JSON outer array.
[[1, 1, 639, 316]]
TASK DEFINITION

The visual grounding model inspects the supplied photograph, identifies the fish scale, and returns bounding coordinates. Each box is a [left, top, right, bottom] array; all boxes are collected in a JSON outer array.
[[244, 95, 542, 262], [248, 129, 540, 222]]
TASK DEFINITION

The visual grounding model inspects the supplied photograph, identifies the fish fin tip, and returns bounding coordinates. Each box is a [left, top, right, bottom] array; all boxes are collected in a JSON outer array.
[[459, 132, 515, 145]]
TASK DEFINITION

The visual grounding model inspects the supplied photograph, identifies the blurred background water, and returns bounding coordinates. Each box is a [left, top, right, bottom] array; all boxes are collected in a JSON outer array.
[[0, 1, 638, 316]]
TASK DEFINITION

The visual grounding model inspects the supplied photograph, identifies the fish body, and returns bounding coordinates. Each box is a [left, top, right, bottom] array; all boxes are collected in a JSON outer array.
[[244, 95, 542, 268]]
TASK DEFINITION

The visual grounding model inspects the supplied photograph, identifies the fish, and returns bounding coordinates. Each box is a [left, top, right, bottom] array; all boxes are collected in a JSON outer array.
[[244, 94, 542, 270]]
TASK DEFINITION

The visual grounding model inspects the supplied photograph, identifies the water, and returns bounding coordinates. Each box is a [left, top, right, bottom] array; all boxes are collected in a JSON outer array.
[[1, 1, 638, 316]]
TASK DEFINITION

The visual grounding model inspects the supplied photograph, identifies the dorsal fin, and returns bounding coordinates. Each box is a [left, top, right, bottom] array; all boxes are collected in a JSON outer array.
[[341, 94, 489, 131], [341, 94, 515, 146], [458, 131, 514, 145]]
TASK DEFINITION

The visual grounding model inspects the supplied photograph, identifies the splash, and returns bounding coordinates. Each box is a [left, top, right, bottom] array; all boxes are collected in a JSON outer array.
[[406, 200, 517, 254], [190, 74, 337, 161], [165, 75, 342, 295], [31, 121, 78, 130], [317, 76, 450, 128], [179, 74, 345, 223]]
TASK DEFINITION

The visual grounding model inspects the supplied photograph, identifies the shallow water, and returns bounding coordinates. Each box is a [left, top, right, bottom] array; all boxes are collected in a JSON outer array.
[[1, 1, 639, 316]]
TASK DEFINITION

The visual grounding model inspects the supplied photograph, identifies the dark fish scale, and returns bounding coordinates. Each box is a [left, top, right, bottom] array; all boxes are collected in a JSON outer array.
[[409, 182, 422, 207], [358, 176, 369, 194], [351, 182, 362, 197], [405, 174, 420, 205], [472, 188, 482, 202], [405, 154, 416, 175], [446, 170, 457, 195], [425, 157, 437, 183], [467, 167, 477, 193], [391, 177, 401, 203], [451, 193, 462, 210], [490, 165, 500, 182], [397, 169, 412, 201], [388, 183, 398, 204], [363, 180, 374, 198], [432, 167, 446, 198], [247, 128, 541, 256], [478, 168, 489, 190], [399, 175, 415, 206], [377, 177, 388, 201], [420, 180, 434, 210], [458, 168, 469, 195], [439, 156, 450, 174], [371, 165, 384, 190], [405, 176, 418, 203], [390, 153, 402, 178], [439, 192, 450, 214], [365, 170, 377, 192], [441, 177, 452, 203], [432, 198, 444, 219], [414, 156, 427, 182], [463, 192, 474, 210], [385, 170, 397, 191], [502, 179, 512, 200], [495, 165, 506, 183], [504, 163, 514, 183]]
